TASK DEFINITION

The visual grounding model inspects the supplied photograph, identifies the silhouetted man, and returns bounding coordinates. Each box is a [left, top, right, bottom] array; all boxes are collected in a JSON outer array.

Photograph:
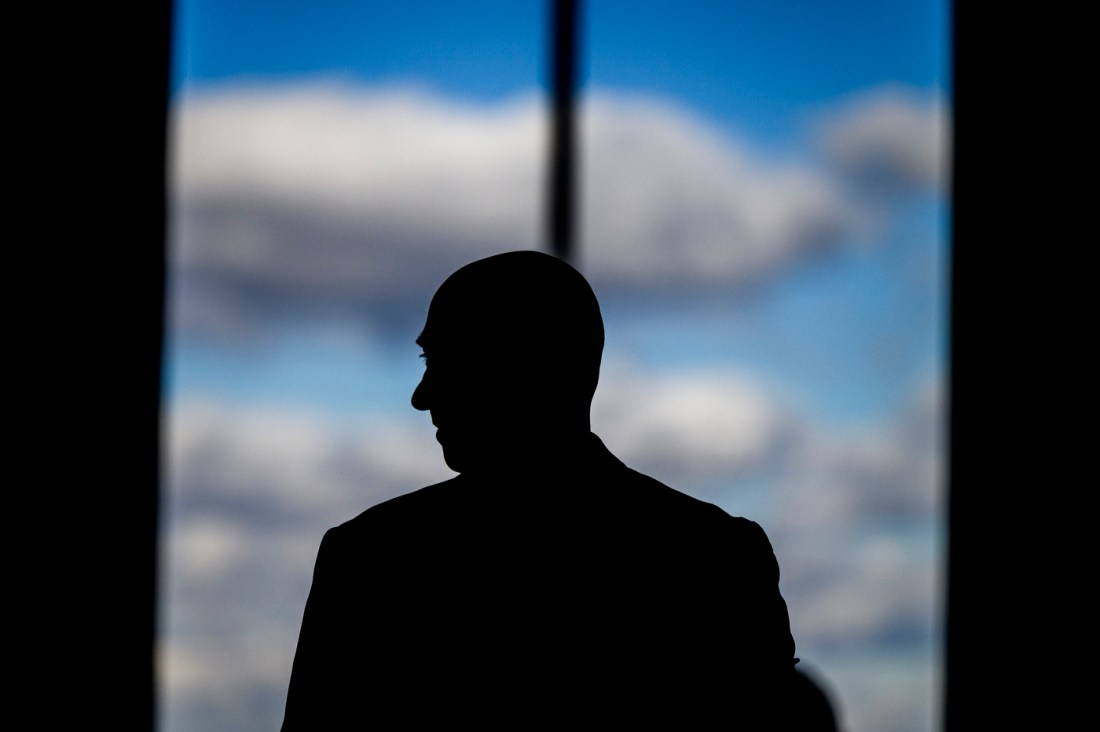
[[283, 251, 832, 728]]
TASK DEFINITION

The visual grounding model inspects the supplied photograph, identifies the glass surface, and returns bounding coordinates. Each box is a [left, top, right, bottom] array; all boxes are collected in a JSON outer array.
[[162, 2, 949, 730], [581, 2, 950, 731], [162, 3, 546, 730]]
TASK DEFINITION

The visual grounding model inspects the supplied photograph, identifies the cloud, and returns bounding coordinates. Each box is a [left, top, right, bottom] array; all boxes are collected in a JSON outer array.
[[759, 378, 945, 720], [579, 94, 860, 288], [165, 398, 453, 530], [169, 82, 945, 341], [592, 361, 797, 480], [774, 377, 945, 536], [170, 84, 545, 341], [815, 84, 950, 196], [161, 398, 456, 732]]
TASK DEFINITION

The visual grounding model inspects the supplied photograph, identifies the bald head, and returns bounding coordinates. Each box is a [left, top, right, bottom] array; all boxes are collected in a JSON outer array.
[[412, 251, 604, 473], [420, 250, 603, 397]]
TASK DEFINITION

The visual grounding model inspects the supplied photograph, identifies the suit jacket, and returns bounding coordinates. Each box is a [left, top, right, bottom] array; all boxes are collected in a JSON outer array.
[[283, 434, 800, 728]]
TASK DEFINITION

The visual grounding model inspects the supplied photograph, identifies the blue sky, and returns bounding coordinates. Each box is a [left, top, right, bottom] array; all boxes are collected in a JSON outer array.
[[162, 3, 950, 730], [173, 0, 948, 135]]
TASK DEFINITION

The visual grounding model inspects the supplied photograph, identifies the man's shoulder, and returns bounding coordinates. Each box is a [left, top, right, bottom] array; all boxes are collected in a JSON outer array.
[[620, 464, 762, 528], [333, 475, 466, 536], [590, 435, 758, 523], [323, 452, 770, 551]]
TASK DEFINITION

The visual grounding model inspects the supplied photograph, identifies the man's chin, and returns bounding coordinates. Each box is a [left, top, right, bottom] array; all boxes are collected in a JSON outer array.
[[437, 430, 522, 474], [439, 435, 498, 475], [439, 439, 469, 474], [442, 451, 465, 473]]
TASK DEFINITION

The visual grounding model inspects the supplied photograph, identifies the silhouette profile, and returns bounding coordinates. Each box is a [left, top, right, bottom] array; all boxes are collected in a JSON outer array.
[[283, 251, 835, 728]]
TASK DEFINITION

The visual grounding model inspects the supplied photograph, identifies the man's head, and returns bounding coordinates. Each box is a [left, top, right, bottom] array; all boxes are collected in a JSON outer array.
[[412, 251, 604, 473]]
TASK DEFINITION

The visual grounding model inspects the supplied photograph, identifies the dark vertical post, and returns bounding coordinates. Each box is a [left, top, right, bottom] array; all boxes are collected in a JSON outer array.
[[39, 3, 170, 728], [548, 0, 579, 263]]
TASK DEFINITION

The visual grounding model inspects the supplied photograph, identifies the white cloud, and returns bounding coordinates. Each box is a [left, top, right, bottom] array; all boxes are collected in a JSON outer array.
[[161, 398, 456, 732], [775, 378, 945, 536], [173, 85, 546, 252], [758, 381, 944, 727], [169, 82, 945, 341], [785, 533, 940, 647], [170, 83, 545, 341], [165, 398, 453, 528], [580, 93, 861, 286], [592, 361, 795, 479], [816, 84, 950, 195]]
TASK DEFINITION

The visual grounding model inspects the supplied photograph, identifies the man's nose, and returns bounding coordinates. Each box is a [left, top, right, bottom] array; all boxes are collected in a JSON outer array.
[[412, 372, 430, 411]]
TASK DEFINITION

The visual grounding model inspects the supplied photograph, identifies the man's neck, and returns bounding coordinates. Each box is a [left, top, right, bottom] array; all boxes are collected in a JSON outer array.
[[467, 427, 594, 479]]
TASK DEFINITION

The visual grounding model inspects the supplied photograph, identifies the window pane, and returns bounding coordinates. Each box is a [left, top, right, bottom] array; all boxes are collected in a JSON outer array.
[[163, 3, 950, 731], [582, 2, 950, 731], [163, 3, 546, 730]]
